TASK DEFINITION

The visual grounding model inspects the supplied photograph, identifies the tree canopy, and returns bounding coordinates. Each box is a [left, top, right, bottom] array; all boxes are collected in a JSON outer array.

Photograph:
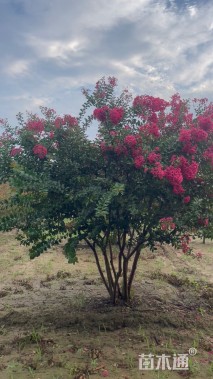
[[0, 77, 212, 303]]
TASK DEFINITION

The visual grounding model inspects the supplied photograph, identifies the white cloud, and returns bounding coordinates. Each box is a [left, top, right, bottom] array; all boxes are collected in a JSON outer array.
[[27, 36, 85, 60], [1, 0, 213, 128], [5, 59, 30, 76], [209, 22, 213, 31], [188, 5, 197, 17]]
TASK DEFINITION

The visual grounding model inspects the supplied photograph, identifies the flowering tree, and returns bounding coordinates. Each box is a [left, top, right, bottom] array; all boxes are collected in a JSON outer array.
[[0, 77, 212, 304]]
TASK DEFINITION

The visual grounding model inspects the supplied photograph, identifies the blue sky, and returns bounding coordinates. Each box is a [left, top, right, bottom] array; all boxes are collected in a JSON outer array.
[[1, 0, 213, 135]]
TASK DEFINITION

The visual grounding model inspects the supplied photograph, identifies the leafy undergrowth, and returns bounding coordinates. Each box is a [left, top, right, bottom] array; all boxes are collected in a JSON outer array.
[[0, 231, 212, 379]]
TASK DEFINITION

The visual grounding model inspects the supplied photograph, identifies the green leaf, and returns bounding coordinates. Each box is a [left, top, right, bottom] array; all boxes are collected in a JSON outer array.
[[95, 182, 125, 218], [63, 237, 79, 264]]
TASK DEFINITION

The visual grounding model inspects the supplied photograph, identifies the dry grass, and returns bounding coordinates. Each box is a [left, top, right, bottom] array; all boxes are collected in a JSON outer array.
[[0, 230, 212, 379]]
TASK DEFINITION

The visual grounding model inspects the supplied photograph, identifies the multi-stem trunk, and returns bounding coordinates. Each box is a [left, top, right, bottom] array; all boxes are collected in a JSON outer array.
[[85, 237, 142, 304]]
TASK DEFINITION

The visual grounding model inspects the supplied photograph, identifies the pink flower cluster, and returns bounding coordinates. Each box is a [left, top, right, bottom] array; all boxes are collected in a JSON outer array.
[[179, 125, 209, 153], [63, 114, 78, 127], [96, 90, 212, 203], [109, 108, 124, 125], [198, 218, 209, 227], [183, 196, 190, 204], [180, 234, 191, 254], [150, 162, 165, 179], [10, 147, 22, 157], [54, 114, 78, 128], [191, 128, 208, 142], [182, 142, 197, 155], [159, 217, 176, 231], [41, 107, 56, 118], [147, 152, 161, 164], [198, 116, 213, 132], [133, 95, 169, 112], [164, 166, 183, 186], [134, 155, 145, 169], [143, 123, 160, 138], [26, 119, 44, 133], [108, 76, 117, 87], [165, 94, 191, 132], [124, 135, 137, 147], [54, 117, 64, 128], [93, 106, 109, 122], [33, 144, 47, 159], [203, 146, 213, 167], [181, 159, 199, 180], [179, 129, 191, 142], [166, 155, 199, 194], [114, 144, 128, 156], [164, 166, 184, 195], [49, 131, 54, 139], [100, 141, 127, 156], [131, 147, 143, 158], [93, 107, 124, 125]]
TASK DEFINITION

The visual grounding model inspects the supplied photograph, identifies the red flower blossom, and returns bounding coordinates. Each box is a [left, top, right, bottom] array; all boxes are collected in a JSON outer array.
[[164, 166, 183, 186], [150, 163, 165, 179], [108, 76, 117, 87], [147, 152, 161, 164], [191, 128, 208, 143], [204, 219, 209, 226], [198, 116, 213, 132], [159, 217, 175, 230], [171, 155, 198, 181], [148, 112, 158, 123], [203, 146, 213, 167], [173, 184, 185, 195], [183, 196, 190, 204], [139, 123, 160, 138], [42, 108, 56, 118], [185, 113, 194, 125], [180, 234, 191, 254], [64, 114, 78, 127], [133, 95, 169, 112], [148, 123, 160, 137], [124, 135, 137, 147], [33, 144, 48, 159], [100, 142, 107, 151], [181, 160, 199, 180], [54, 117, 64, 128], [109, 107, 124, 125], [179, 129, 191, 142], [49, 131, 54, 139], [93, 106, 109, 122], [109, 130, 117, 137], [10, 147, 22, 156], [134, 155, 145, 169], [131, 147, 143, 158], [198, 218, 209, 227], [182, 142, 197, 154], [26, 119, 44, 133], [114, 144, 128, 156], [114, 145, 122, 155]]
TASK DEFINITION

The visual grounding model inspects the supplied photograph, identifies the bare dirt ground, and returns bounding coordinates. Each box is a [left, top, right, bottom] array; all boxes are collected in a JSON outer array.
[[0, 231, 212, 379]]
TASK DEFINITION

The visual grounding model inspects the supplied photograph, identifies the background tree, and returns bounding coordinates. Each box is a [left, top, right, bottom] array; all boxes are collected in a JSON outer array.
[[0, 77, 212, 304]]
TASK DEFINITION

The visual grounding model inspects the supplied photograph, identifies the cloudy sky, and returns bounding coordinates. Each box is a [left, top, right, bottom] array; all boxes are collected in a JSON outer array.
[[1, 0, 213, 133]]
